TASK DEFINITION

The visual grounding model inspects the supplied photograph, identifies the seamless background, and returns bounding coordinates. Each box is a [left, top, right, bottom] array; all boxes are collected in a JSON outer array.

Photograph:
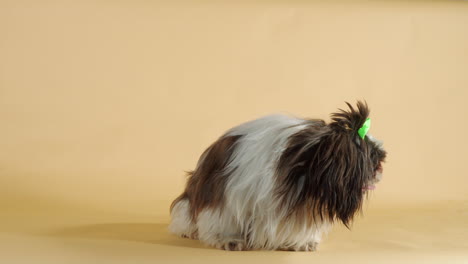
[[1, 1, 467, 263]]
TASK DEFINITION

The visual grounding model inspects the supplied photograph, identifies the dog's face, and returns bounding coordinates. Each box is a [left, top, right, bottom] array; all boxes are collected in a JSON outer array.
[[364, 134, 387, 191]]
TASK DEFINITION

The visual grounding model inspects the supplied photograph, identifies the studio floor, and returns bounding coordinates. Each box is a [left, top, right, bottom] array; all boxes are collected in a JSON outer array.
[[1, 200, 467, 264]]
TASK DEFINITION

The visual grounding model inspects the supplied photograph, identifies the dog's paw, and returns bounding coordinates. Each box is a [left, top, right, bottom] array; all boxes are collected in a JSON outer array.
[[215, 238, 247, 251], [180, 231, 198, 240], [305, 241, 318, 251], [283, 241, 318, 252]]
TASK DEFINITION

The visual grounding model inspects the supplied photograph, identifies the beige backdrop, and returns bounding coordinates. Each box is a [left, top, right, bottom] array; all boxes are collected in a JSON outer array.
[[1, 1, 467, 263]]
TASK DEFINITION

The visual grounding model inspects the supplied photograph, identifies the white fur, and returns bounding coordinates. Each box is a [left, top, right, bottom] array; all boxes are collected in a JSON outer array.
[[168, 199, 198, 239], [170, 114, 331, 250]]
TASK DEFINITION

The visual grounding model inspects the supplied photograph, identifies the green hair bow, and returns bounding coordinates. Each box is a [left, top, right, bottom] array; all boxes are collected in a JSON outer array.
[[358, 118, 371, 139]]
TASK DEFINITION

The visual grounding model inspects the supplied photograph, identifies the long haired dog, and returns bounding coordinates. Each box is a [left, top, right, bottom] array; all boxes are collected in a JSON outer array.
[[169, 101, 386, 251]]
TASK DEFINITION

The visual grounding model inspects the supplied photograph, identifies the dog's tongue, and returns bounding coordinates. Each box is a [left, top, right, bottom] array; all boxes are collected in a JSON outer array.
[[363, 185, 376, 191]]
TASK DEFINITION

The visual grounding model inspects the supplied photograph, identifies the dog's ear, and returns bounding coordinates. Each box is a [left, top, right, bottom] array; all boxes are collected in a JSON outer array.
[[316, 101, 372, 226], [306, 127, 372, 227]]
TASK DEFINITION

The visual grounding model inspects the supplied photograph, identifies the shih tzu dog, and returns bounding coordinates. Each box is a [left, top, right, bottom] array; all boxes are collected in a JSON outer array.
[[169, 101, 386, 251]]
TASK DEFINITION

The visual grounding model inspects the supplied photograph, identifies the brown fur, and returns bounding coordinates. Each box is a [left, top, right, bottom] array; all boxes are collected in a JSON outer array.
[[170, 135, 242, 221]]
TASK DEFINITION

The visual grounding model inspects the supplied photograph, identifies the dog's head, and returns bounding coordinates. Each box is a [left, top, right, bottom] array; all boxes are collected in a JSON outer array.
[[329, 101, 387, 194], [277, 101, 387, 227]]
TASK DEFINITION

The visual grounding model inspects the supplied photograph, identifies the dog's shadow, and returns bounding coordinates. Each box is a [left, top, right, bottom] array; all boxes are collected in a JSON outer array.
[[49, 222, 209, 249]]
